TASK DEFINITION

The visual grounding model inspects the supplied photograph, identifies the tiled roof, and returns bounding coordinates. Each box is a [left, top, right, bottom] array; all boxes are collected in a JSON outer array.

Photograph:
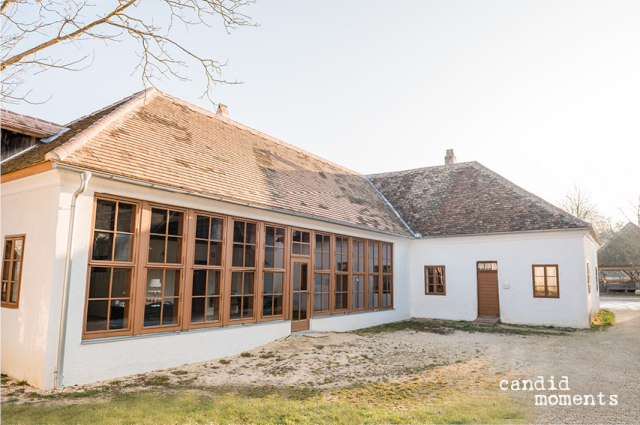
[[368, 162, 591, 237], [598, 223, 640, 267], [1, 109, 65, 138], [1, 89, 412, 236]]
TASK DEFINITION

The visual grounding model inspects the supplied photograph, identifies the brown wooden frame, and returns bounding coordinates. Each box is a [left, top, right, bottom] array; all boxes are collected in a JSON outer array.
[[424, 266, 446, 295], [586, 261, 591, 295], [1, 234, 26, 309], [83, 195, 141, 339], [532, 264, 560, 299], [261, 223, 287, 321], [334, 235, 350, 312], [312, 232, 332, 315], [81, 194, 395, 340]]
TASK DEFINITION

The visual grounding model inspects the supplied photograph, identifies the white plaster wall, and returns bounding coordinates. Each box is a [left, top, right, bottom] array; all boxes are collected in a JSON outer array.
[[0, 171, 65, 389], [56, 171, 411, 387], [583, 233, 600, 322], [410, 230, 594, 328]]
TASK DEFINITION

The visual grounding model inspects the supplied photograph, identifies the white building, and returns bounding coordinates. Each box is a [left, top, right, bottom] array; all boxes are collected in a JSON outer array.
[[1, 90, 599, 390]]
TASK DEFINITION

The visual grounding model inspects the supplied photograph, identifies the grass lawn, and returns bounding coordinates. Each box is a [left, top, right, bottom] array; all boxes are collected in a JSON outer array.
[[2, 384, 526, 425], [591, 309, 615, 330]]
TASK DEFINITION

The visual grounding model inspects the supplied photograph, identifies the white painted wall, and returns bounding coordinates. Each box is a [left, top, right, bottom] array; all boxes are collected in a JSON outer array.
[[0, 171, 66, 389], [410, 230, 596, 328], [53, 170, 411, 388]]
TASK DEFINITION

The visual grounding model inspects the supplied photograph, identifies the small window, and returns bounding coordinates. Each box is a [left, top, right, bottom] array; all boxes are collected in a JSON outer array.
[[424, 266, 446, 295], [2, 235, 25, 308], [533, 265, 559, 298], [292, 230, 310, 256]]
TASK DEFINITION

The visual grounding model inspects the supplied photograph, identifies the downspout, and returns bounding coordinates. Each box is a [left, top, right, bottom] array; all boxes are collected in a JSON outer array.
[[55, 171, 91, 389]]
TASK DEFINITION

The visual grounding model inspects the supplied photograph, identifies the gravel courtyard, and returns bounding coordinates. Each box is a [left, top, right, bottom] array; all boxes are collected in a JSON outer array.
[[2, 296, 638, 424]]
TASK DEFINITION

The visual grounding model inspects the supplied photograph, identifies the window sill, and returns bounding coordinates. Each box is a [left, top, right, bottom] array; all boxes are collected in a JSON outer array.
[[311, 308, 396, 320], [81, 319, 289, 345]]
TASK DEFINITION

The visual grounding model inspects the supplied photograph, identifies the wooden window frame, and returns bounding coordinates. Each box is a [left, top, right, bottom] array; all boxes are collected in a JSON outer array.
[[81, 194, 396, 340], [291, 229, 311, 257], [532, 264, 560, 299], [381, 243, 393, 308], [333, 235, 350, 312], [83, 195, 141, 339], [261, 223, 287, 321], [134, 202, 188, 335], [1, 235, 26, 309], [313, 233, 332, 316], [424, 266, 446, 295], [351, 238, 366, 311], [225, 218, 260, 325], [185, 211, 227, 330]]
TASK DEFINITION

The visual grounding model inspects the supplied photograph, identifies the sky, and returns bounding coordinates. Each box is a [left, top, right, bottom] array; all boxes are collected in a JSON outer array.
[[6, 0, 640, 223]]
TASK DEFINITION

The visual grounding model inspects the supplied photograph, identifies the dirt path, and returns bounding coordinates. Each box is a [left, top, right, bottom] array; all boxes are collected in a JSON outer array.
[[3, 298, 638, 424]]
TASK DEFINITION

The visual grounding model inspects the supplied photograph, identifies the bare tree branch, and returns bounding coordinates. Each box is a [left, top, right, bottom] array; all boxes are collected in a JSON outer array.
[[1, 0, 255, 104]]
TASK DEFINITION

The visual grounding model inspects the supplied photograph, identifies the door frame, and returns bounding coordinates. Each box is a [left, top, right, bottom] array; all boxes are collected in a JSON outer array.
[[476, 261, 500, 318], [290, 258, 311, 332]]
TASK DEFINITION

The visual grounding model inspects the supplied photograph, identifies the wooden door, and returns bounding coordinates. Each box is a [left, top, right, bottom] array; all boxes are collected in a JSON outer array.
[[291, 260, 311, 331], [477, 261, 500, 317]]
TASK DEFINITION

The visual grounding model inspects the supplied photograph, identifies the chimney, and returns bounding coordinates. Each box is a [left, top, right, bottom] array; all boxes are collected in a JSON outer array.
[[216, 104, 229, 118], [444, 149, 456, 165]]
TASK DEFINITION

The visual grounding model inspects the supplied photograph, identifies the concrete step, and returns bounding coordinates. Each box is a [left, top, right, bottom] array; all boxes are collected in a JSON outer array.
[[472, 316, 500, 326]]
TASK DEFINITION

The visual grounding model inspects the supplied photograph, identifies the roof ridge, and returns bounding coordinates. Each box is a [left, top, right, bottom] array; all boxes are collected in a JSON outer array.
[[367, 161, 477, 178], [154, 91, 361, 176], [45, 89, 157, 161], [470, 162, 591, 228]]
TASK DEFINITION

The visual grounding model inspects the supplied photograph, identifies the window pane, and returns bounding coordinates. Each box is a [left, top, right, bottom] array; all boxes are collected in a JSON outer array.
[[293, 243, 301, 255], [9, 281, 18, 303], [193, 270, 207, 296], [95, 200, 116, 231], [114, 234, 133, 261], [293, 230, 301, 243], [266, 227, 275, 247], [274, 248, 284, 269], [264, 272, 274, 295], [150, 209, 167, 234], [4, 240, 11, 260], [302, 244, 310, 256], [534, 286, 546, 296], [274, 295, 283, 315], [233, 222, 244, 243], [242, 296, 253, 318], [231, 272, 242, 295], [264, 295, 274, 316], [191, 297, 205, 323], [162, 299, 178, 325], [109, 299, 129, 330], [116, 203, 136, 233], [13, 239, 22, 261], [534, 266, 545, 277], [275, 228, 285, 247], [167, 211, 183, 236], [144, 300, 161, 327], [232, 244, 244, 267], [292, 293, 299, 320], [315, 274, 323, 293], [265, 247, 274, 268], [245, 245, 255, 267], [244, 272, 254, 295], [86, 300, 109, 331], [230, 297, 242, 319], [208, 270, 220, 295], [3, 261, 10, 281], [147, 269, 163, 297], [206, 297, 219, 321], [1, 282, 7, 302], [209, 242, 222, 266], [163, 270, 180, 297], [196, 216, 209, 239], [148, 235, 165, 263], [245, 223, 256, 244], [92, 232, 114, 261], [314, 294, 322, 312], [547, 266, 557, 277], [194, 240, 208, 265], [210, 218, 223, 241], [111, 268, 131, 298], [293, 263, 300, 291], [89, 267, 111, 298], [273, 273, 283, 293], [166, 237, 182, 263], [548, 286, 558, 297]]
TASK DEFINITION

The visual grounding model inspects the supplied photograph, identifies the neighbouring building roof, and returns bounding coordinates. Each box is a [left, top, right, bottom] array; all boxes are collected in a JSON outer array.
[[1, 89, 412, 236], [1, 109, 65, 138], [367, 162, 591, 237], [598, 223, 640, 268]]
